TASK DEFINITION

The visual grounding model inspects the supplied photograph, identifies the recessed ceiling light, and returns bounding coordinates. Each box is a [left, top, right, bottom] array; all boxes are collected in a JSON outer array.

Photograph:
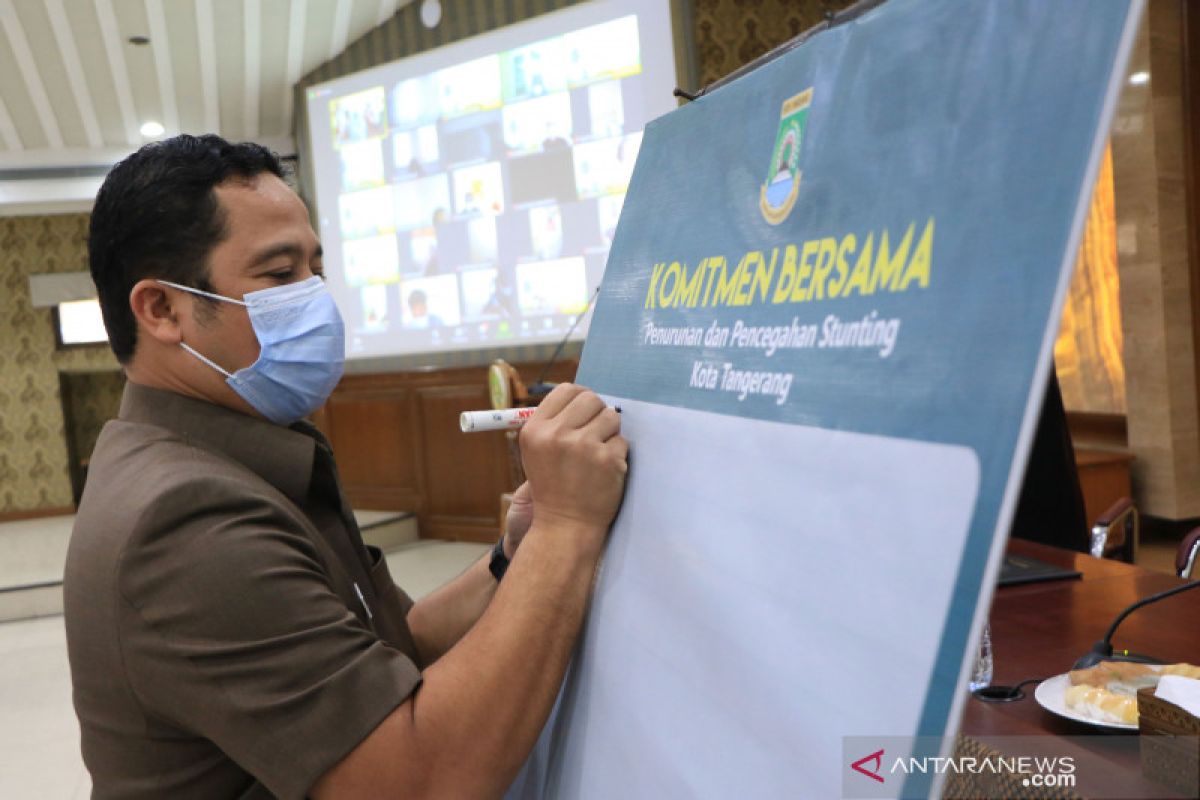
[[1128, 71, 1150, 85], [140, 121, 165, 137], [420, 0, 442, 28]]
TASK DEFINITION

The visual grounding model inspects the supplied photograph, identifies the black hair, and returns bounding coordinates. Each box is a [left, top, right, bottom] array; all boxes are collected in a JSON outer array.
[[88, 134, 285, 363]]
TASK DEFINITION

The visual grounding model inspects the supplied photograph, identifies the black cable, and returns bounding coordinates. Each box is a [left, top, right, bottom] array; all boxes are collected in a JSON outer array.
[[972, 676, 1045, 703], [1103, 579, 1200, 645], [532, 285, 601, 389], [1009, 676, 1046, 693]]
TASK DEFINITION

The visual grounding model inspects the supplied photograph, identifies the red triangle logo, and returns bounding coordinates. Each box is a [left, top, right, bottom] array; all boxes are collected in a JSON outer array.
[[851, 749, 886, 783]]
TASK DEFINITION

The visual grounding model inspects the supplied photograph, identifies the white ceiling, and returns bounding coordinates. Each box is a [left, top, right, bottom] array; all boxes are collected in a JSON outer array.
[[0, 0, 413, 175]]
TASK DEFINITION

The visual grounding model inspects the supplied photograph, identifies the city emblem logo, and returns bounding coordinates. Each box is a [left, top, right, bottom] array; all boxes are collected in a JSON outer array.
[[759, 88, 813, 225]]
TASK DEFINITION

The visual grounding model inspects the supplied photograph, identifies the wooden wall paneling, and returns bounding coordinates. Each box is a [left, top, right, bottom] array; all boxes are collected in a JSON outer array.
[[1184, 0, 1200, 437], [417, 383, 511, 542], [323, 375, 422, 513], [0, 506, 76, 523], [320, 360, 580, 543], [1066, 410, 1129, 451]]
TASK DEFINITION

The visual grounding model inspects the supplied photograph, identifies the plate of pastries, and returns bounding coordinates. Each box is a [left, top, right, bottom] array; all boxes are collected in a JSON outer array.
[[1034, 661, 1200, 730]]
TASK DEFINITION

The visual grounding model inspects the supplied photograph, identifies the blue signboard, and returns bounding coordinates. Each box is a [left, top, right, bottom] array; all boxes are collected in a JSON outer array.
[[509, 1, 1140, 797]]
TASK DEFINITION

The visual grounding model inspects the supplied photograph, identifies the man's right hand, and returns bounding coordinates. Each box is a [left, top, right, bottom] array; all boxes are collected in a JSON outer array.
[[314, 382, 628, 800], [518, 383, 628, 550]]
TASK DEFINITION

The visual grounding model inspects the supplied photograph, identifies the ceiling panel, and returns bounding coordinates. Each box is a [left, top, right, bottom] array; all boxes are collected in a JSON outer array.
[[42, 0, 103, 149], [162, 1, 206, 137], [194, 0, 221, 132], [142, 0, 178, 134], [0, 7, 38, 151], [258, 0, 290, 138], [70, 0, 127, 148], [113, 0, 161, 144], [248, 0, 264, 138], [347, 0, 380, 53], [11, 1, 74, 149], [213, 0, 246, 139], [0, 99, 20, 152], [301, 0, 338, 83], [94, 0, 140, 145]]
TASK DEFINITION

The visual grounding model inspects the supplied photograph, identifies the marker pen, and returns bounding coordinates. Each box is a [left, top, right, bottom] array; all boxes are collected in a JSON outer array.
[[459, 406, 621, 433], [460, 407, 537, 433]]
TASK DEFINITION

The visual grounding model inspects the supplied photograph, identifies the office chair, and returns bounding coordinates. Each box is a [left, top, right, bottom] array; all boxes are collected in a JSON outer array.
[[1089, 497, 1139, 563], [1176, 528, 1200, 579]]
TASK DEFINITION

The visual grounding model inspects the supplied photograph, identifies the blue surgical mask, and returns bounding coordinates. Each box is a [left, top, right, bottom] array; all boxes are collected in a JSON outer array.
[[159, 276, 345, 425]]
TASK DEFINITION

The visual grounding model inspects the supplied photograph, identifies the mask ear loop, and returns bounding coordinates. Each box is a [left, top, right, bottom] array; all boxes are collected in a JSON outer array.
[[157, 279, 249, 307], [179, 342, 234, 379], [157, 281, 245, 379]]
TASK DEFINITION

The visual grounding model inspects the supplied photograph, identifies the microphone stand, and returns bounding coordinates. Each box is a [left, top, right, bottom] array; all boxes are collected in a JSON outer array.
[[528, 285, 601, 396], [1072, 579, 1200, 669]]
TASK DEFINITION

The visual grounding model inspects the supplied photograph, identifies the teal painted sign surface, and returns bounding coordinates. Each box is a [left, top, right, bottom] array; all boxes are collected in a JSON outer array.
[[511, 1, 1140, 797]]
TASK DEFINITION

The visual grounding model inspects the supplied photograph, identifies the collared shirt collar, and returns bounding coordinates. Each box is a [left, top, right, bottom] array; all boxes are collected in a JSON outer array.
[[118, 381, 316, 504]]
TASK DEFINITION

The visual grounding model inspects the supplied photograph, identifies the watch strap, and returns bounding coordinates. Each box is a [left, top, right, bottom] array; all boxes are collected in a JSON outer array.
[[489, 535, 510, 581]]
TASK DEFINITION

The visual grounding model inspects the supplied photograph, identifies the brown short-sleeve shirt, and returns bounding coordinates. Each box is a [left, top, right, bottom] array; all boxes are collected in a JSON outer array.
[[64, 383, 422, 799]]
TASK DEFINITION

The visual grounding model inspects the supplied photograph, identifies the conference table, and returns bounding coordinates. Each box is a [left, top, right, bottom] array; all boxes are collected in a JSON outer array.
[[956, 539, 1200, 798]]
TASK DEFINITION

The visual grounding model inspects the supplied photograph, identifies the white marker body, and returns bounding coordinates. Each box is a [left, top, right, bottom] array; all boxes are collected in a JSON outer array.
[[460, 407, 537, 433]]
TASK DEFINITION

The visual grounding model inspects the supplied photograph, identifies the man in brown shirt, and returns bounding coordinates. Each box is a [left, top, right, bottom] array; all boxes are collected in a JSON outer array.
[[65, 135, 628, 799]]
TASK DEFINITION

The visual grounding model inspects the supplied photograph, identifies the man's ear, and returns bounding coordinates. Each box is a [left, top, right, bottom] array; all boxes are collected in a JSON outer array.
[[129, 279, 183, 346]]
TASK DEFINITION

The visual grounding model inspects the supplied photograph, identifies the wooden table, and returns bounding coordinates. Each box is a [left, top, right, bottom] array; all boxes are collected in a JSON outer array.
[[957, 540, 1200, 798]]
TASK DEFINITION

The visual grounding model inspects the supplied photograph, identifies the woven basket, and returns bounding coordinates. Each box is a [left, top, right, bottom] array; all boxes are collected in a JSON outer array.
[[940, 736, 1082, 800], [1137, 687, 1200, 798]]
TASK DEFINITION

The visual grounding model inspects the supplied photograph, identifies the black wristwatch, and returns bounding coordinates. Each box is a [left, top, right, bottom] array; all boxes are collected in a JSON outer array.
[[489, 535, 510, 581]]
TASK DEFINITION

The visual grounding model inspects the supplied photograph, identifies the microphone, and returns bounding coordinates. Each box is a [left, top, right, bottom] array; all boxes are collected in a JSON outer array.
[[1071, 578, 1200, 669]]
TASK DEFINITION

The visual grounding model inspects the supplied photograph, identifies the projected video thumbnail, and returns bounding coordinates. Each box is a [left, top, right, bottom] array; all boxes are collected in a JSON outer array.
[[529, 204, 564, 260], [500, 38, 568, 102], [339, 186, 395, 240], [460, 267, 504, 319], [597, 193, 625, 245], [453, 162, 505, 215], [587, 81, 625, 139], [343, 234, 401, 287], [408, 228, 439, 274], [563, 16, 642, 86], [517, 257, 589, 315], [330, 86, 389, 147], [437, 56, 503, 119], [574, 132, 643, 197], [339, 140, 386, 192], [503, 93, 574, 154], [466, 216, 499, 263], [392, 125, 440, 174], [393, 174, 452, 230], [360, 284, 390, 329], [402, 275, 462, 328], [391, 76, 440, 129], [440, 112, 504, 165], [509, 148, 577, 206]]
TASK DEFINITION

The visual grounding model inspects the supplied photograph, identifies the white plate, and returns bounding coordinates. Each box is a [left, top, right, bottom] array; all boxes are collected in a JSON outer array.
[[1033, 673, 1138, 731]]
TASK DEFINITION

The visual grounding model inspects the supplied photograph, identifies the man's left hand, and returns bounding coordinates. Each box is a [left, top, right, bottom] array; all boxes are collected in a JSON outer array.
[[502, 481, 533, 559]]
